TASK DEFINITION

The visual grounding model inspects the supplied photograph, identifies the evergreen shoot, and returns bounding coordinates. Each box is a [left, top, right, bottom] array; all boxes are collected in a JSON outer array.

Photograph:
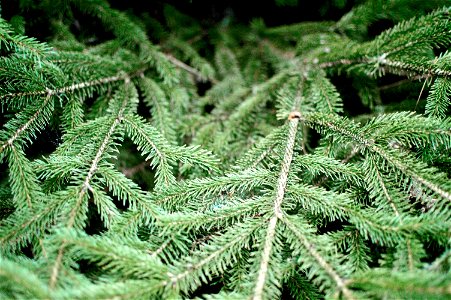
[[0, 0, 450, 299]]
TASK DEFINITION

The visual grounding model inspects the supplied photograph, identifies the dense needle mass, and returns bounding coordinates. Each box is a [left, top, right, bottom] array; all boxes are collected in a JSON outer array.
[[0, 1, 450, 299]]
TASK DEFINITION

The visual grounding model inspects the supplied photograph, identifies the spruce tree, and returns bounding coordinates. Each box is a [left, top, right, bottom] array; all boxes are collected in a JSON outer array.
[[0, 0, 450, 299]]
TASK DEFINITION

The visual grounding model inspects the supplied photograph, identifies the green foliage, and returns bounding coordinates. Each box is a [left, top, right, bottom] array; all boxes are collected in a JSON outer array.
[[0, 1, 450, 299]]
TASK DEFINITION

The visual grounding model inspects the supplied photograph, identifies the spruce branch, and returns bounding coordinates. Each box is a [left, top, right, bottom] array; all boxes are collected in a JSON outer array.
[[371, 148, 451, 204], [319, 56, 451, 78], [0, 91, 53, 155], [165, 220, 262, 294], [282, 217, 355, 299], [49, 82, 132, 288], [0, 18, 54, 59], [53, 229, 168, 280], [252, 114, 299, 300], [158, 197, 269, 233], [122, 114, 176, 189], [319, 7, 451, 80], [369, 160, 402, 216], [426, 76, 451, 119], [1, 2, 450, 299], [138, 76, 176, 143], [0, 256, 51, 299], [57, 280, 172, 299], [304, 112, 451, 208], [0, 188, 79, 251], [151, 168, 272, 210], [348, 269, 451, 298], [0, 68, 144, 102], [7, 146, 42, 210]]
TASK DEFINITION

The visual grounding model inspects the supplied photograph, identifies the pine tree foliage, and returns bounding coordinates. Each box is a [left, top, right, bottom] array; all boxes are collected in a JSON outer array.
[[0, 0, 450, 299]]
